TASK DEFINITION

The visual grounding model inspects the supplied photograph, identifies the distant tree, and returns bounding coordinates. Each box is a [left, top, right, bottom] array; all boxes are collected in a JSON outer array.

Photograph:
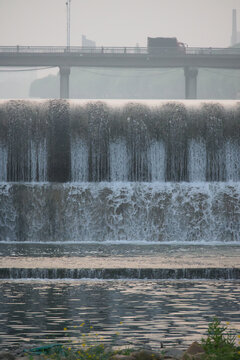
[[30, 75, 58, 98], [29, 68, 240, 100]]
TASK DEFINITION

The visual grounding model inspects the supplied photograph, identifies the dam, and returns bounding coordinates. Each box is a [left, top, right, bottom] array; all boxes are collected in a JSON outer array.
[[0, 99, 239, 349], [0, 99, 240, 243]]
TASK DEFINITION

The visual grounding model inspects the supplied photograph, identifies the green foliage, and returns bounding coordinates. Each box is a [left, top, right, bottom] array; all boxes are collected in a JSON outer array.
[[25, 318, 240, 360], [34, 321, 132, 360], [35, 343, 134, 360], [201, 317, 240, 360]]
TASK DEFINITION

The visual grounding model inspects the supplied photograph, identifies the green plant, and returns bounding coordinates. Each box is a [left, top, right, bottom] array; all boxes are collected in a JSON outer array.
[[41, 321, 130, 360], [201, 317, 240, 360]]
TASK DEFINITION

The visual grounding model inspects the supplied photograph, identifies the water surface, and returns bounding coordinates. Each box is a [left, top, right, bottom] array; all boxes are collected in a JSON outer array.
[[0, 280, 239, 350]]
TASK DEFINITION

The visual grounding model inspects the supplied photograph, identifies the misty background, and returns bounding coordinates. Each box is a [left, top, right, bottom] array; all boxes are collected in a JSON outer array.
[[0, 0, 240, 99]]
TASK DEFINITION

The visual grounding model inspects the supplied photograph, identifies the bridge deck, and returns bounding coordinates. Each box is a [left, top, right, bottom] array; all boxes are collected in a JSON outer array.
[[1, 46, 240, 69]]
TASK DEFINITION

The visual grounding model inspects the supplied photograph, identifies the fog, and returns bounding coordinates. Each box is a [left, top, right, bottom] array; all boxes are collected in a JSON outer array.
[[0, 0, 240, 48], [1, 0, 240, 99]]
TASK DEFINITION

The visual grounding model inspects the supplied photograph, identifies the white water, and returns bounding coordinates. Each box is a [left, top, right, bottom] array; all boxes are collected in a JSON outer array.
[[110, 140, 128, 181], [0, 100, 240, 244], [0, 182, 240, 243], [149, 141, 165, 181], [71, 137, 88, 182], [188, 140, 206, 182], [0, 141, 7, 182]]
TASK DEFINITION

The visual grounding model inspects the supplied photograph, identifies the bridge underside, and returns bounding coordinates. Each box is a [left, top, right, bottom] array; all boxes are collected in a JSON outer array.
[[1, 50, 240, 99], [58, 63, 199, 100]]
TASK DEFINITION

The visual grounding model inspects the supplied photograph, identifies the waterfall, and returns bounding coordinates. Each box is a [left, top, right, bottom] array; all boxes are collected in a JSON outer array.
[[188, 140, 206, 182], [1, 267, 239, 280], [149, 141, 165, 182], [0, 141, 7, 182], [110, 140, 128, 181], [71, 137, 88, 182], [0, 99, 240, 243]]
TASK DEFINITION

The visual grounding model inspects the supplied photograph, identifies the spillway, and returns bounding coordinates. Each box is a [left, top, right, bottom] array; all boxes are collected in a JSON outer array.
[[0, 99, 240, 350], [0, 99, 240, 243]]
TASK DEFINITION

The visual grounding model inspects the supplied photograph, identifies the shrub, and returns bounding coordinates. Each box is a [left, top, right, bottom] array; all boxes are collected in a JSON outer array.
[[201, 317, 240, 360]]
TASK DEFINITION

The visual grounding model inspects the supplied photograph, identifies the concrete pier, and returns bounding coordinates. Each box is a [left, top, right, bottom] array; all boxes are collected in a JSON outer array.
[[184, 67, 198, 99], [59, 66, 71, 99]]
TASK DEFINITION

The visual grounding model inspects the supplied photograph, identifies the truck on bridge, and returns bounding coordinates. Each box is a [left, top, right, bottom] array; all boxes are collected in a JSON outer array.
[[147, 37, 186, 55]]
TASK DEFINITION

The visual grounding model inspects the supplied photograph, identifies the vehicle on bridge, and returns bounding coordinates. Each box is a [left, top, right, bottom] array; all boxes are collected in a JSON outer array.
[[147, 37, 186, 55]]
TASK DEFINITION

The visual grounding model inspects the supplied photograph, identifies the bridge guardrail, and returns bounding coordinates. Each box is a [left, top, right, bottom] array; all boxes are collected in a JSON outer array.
[[1, 46, 240, 56], [0, 46, 148, 54]]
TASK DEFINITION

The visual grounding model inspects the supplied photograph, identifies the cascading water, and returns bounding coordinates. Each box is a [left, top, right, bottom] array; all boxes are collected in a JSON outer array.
[[0, 99, 240, 243], [0, 99, 240, 349]]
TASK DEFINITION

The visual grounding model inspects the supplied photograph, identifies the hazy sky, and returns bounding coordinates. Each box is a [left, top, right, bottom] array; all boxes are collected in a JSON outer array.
[[0, 0, 240, 48]]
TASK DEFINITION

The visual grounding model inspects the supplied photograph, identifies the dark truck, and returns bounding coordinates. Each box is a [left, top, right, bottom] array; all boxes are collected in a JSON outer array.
[[147, 37, 186, 55]]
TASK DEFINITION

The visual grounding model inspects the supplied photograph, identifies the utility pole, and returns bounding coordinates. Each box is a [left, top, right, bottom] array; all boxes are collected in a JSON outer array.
[[60, 0, 71, 99], [66, 0, 71, 48]]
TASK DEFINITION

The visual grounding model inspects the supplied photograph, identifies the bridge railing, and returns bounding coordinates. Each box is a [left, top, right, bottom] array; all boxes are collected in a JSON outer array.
[[1, 46, 240, 55], [186, 47, 240, 55], [0, 46, 148, 54]]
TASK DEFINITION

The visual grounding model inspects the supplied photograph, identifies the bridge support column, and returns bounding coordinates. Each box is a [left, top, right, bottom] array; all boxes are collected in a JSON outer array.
[[184, 67, 198, 99], [59, 66, 71, 99]]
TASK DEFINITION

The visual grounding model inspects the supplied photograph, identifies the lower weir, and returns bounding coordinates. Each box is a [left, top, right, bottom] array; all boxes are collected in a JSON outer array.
[[1, 267, 239, 280]]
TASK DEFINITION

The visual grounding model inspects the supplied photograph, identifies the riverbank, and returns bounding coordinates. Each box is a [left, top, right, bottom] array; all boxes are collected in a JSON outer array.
[[0, 341, 205, 360], [1, 318, 240, 360], [0, 339, 239, 360]]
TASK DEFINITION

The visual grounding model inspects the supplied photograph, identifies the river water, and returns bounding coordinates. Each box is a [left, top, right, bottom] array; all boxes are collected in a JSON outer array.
[[0, 279, 240, 350]]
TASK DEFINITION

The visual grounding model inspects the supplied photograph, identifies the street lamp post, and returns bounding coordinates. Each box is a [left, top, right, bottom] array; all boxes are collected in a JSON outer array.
[[60, 0, 71, 99], [66, 0, 71, 48]]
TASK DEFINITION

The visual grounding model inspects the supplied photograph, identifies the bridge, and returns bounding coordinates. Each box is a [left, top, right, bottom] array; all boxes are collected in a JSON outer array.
[[1, 45, 240, 99]]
